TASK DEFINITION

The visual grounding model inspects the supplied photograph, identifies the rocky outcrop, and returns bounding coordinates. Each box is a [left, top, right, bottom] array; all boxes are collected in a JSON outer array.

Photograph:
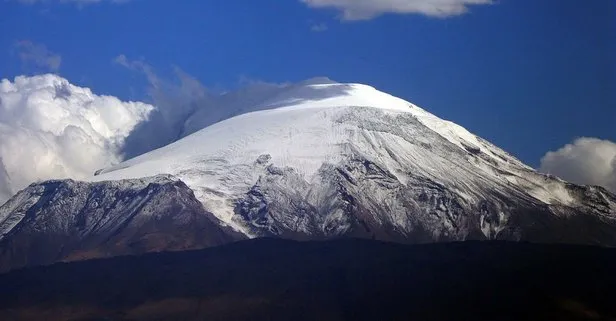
[[0, 175, 242, 272]]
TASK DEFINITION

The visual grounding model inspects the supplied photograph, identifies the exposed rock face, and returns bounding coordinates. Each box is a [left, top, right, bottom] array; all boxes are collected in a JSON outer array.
[[0, 175, 241, 272], [234, 155, 616, 246]]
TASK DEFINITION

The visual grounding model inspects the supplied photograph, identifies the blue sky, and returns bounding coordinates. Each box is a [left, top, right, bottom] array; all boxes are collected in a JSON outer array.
[[0, 0, 614, 168]]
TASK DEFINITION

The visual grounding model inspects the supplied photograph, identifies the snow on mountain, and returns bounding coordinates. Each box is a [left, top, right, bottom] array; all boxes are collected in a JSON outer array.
[[86, 78, 616, 241]]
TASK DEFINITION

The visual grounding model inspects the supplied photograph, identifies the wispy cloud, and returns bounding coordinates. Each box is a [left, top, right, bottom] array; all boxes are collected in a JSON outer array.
[[113, 55, 210, 158], [540, 137, 616, 193], [310, 22, 329, 32], [113, 56, 295, 159], [301, 0, 493, 20], [14, 40, 62, 72], [16, 0, 492, 19], [113, 54, 160, 88]]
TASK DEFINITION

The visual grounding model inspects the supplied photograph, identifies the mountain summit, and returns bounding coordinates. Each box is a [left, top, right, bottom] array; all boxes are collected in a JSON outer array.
[[1, 79, 615, 271]]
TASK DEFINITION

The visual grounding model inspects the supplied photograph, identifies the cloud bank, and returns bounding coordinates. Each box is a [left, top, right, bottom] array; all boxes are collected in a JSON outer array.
[[0, 74, 153, 204], [301, 0, 493, 20], [540, 138, 616, 193], [14, 41, 62, 72]]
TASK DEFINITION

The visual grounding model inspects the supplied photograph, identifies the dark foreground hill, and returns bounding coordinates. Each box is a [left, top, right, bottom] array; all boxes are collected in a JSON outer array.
[[1, 239, 615, 321]]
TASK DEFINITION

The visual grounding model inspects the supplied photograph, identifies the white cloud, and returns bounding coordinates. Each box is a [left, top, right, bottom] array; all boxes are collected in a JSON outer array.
[[540, 138, 616, 193], [14, 41, 62, 72], [0, 74, 153, 204], [16, 0, 492, 18], [301, 0, 492, 20]]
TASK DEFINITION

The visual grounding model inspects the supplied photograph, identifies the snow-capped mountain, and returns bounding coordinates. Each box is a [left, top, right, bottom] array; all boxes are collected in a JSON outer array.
[[93, 78, 616, 239], [1, 78, 615, 270]]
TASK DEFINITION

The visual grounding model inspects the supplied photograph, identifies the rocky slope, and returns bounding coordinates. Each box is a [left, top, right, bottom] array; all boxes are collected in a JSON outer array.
[[0, 175, 241, 272]]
